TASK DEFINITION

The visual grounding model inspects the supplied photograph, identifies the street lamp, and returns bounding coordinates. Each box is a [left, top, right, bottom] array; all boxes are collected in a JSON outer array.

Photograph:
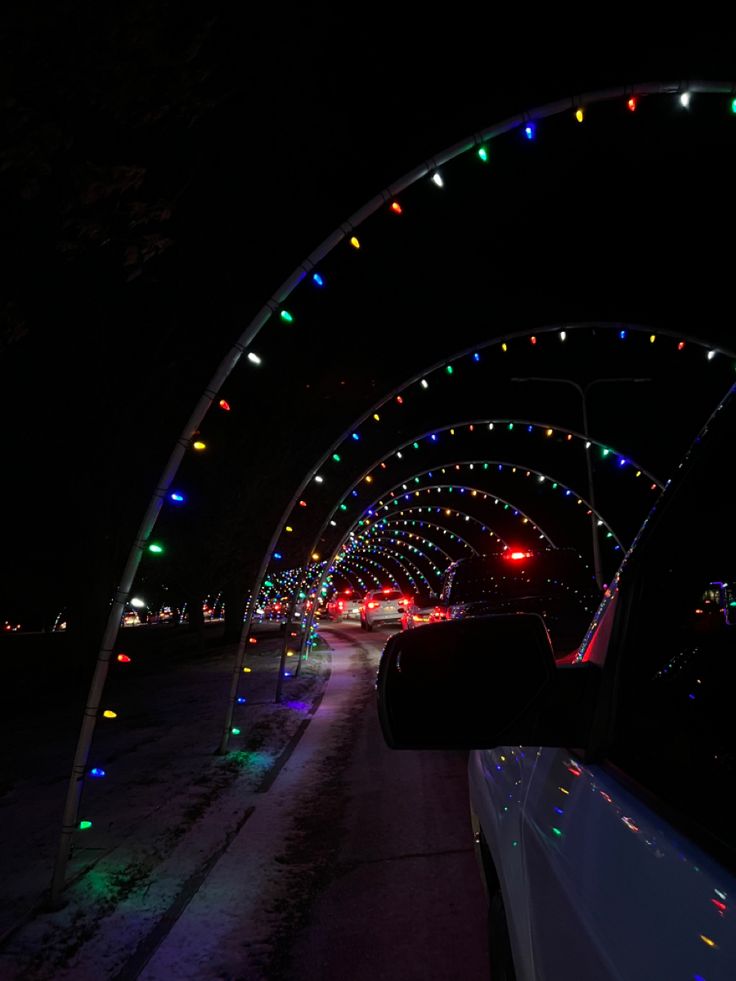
[[511, 376, 650, 590]]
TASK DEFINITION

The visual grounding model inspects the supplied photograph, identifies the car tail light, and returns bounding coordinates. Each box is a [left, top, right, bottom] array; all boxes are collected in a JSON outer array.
[[338, 601, 344, 609], [367, 601, 380, 609]]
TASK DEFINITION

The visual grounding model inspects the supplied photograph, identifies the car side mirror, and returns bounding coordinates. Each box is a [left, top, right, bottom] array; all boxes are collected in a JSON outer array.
[[377, 614, 600, 750]]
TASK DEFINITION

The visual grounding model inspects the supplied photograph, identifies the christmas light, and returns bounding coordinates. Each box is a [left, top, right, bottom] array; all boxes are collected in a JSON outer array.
[[79, 820, 92, 830], [89, 768, 106, 778], [524, 123, 535, 139], [285, 526, 293, 532], [559, 331, 566, 341], [148, 543, 163, 554], [446, 365, 454, 374], [117, 653, 131, 663], [575, 107, 584, 122], [431, 171, 444, 187], [679, 92, 691, 108], [314, 475, 323, 483], [280, 310, 294, 323], [169, 492, 184, 503], [350, 236, 360, 249], [273, 552, 282, 559], [231, 727, 241, 735], [627, 96, 637, 112], [247, 352, 262, 364], [218, 400, 230, 411], [103, 710, 117, 719], [193, 441, 206, 450], [312, 272, 324, 287], [352, 433, 360, 440], [390, 201, 402, 214], [477, 145, 489, 162], [420, 379, 429, 389], [332, 453, 341, 462]]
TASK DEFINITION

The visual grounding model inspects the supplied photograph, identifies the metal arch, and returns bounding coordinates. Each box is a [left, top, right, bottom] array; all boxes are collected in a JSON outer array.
[[361, 424, 664, 493], [55, 84, 736, 901], [380, 511, 497, 551], [358, 525, 457, 564], [381, 518, 478, 555], [335, 541, 434, 591], [349, 457, 626, 544], [347, 536, 447, 582]]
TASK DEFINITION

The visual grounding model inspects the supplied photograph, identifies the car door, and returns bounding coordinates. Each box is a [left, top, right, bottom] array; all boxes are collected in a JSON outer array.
[[471, 396, 736, 980]]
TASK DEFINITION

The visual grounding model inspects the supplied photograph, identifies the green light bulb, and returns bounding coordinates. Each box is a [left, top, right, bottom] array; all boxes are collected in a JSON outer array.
[[478, 146, 489, 162], [148, 543, 163, 554], [79, 820, 92, 830]]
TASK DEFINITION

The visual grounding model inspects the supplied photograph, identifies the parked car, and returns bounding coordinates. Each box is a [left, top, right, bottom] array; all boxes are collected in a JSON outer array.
[[360, 588, 409, 630], [377, 385, 736, 981], [432, 547, 600, 659]]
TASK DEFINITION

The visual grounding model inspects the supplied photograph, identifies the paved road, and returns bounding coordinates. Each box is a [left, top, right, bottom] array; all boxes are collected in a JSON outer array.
[[137, 621, 489, 980], [280, 623, 490, 981], [1, 622, 489, 979]]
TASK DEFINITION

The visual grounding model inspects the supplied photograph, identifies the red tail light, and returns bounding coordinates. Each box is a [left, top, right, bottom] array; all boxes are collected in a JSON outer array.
[[367, 601, 380, 609]]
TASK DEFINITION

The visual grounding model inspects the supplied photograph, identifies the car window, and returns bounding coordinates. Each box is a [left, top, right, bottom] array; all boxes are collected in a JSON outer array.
[[608, 405, 736, 859]]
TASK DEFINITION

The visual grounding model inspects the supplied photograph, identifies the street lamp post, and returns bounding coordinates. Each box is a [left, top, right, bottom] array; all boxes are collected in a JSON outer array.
[[511, 377, 650, 590]]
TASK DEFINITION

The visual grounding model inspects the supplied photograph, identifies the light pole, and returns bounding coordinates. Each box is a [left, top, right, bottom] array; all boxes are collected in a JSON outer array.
[[511, 377, 650, 590]]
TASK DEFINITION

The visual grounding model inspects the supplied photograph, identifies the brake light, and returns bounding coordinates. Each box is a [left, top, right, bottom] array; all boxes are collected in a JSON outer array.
[[367, 601, 380, 609], [505, 550, 531, 561], [338, 601, 344, 609]]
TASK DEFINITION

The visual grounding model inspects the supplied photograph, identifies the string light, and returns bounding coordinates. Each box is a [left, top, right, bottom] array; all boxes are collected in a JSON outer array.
[[280, 310, 294, 323], [312, 272, 324, 287], [524, 123, 535, 139], [477, 145, 489, 162], [627, 96, 637, 112], [89, 768, 106, 778], [148, 543, 164, 554], [218, 399, 230, 411], [350, 236, 360, 249], [103, 710, 117, 719], [169, 492, 184, 503], [247, 352, 262, 364], [420, 379, 429, 389], [575, 107, 584, 123], [390, 201, 402, 214], [679, 92, 691, 108], [116, 654, 131, 663], [193, 441, 206, 450], [79, 820, 93, 830], [431, 171, 444, 187]]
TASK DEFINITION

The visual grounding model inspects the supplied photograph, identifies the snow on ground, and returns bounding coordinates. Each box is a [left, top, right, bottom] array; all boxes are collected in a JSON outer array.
[[0, 621, 345, 979]]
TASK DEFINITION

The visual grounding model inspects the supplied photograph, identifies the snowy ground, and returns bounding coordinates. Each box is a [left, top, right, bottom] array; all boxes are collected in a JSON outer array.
[[0, 622, 336, 979]]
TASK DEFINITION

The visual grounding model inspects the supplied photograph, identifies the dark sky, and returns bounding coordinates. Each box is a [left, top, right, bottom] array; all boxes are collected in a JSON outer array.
[[2, 10, 736, 623]]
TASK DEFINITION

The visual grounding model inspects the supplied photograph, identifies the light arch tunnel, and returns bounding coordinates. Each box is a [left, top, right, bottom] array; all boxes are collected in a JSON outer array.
[[52, 81, 736, 901], [257, 324, 734, 606]]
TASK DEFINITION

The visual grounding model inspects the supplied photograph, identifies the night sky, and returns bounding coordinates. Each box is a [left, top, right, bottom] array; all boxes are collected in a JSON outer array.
[[2, 10, 736, 627]]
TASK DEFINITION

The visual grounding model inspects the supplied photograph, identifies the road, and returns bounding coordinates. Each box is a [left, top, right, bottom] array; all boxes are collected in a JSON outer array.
[[1, 621, 489, 980]]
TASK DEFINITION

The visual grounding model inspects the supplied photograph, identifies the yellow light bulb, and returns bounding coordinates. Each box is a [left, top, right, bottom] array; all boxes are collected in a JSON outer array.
[[103, 710, 117, 719], [193, 441, 206, 451], [575, 107, 584, 122], [350, 236, 360, 249]]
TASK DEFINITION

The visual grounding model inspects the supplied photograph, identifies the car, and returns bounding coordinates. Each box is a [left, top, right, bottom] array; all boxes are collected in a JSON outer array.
[[325, 590, 363, 621], [400, 590, 438, 629], [360, 588, 410, 630], [377, 386, 736, 981], [431, 547, 600, 659]]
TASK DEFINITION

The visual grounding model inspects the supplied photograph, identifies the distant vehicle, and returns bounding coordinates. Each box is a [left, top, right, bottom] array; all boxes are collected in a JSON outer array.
[[360, 588, 409, 631], [326, 590, 363, 621], [432, 548, 599, 660], [377, 385, 736, 981], [121, 612, 141, 627], [401, 591, 438, 630]]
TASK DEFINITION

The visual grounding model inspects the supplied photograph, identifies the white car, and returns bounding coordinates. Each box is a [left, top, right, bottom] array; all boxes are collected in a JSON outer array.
[[360, 588, 408, 630], [378, 386, 736, 980]]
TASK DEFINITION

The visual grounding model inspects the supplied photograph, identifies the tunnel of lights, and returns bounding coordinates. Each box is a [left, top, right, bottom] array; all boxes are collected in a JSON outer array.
[[51, 81, 736, 902]]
